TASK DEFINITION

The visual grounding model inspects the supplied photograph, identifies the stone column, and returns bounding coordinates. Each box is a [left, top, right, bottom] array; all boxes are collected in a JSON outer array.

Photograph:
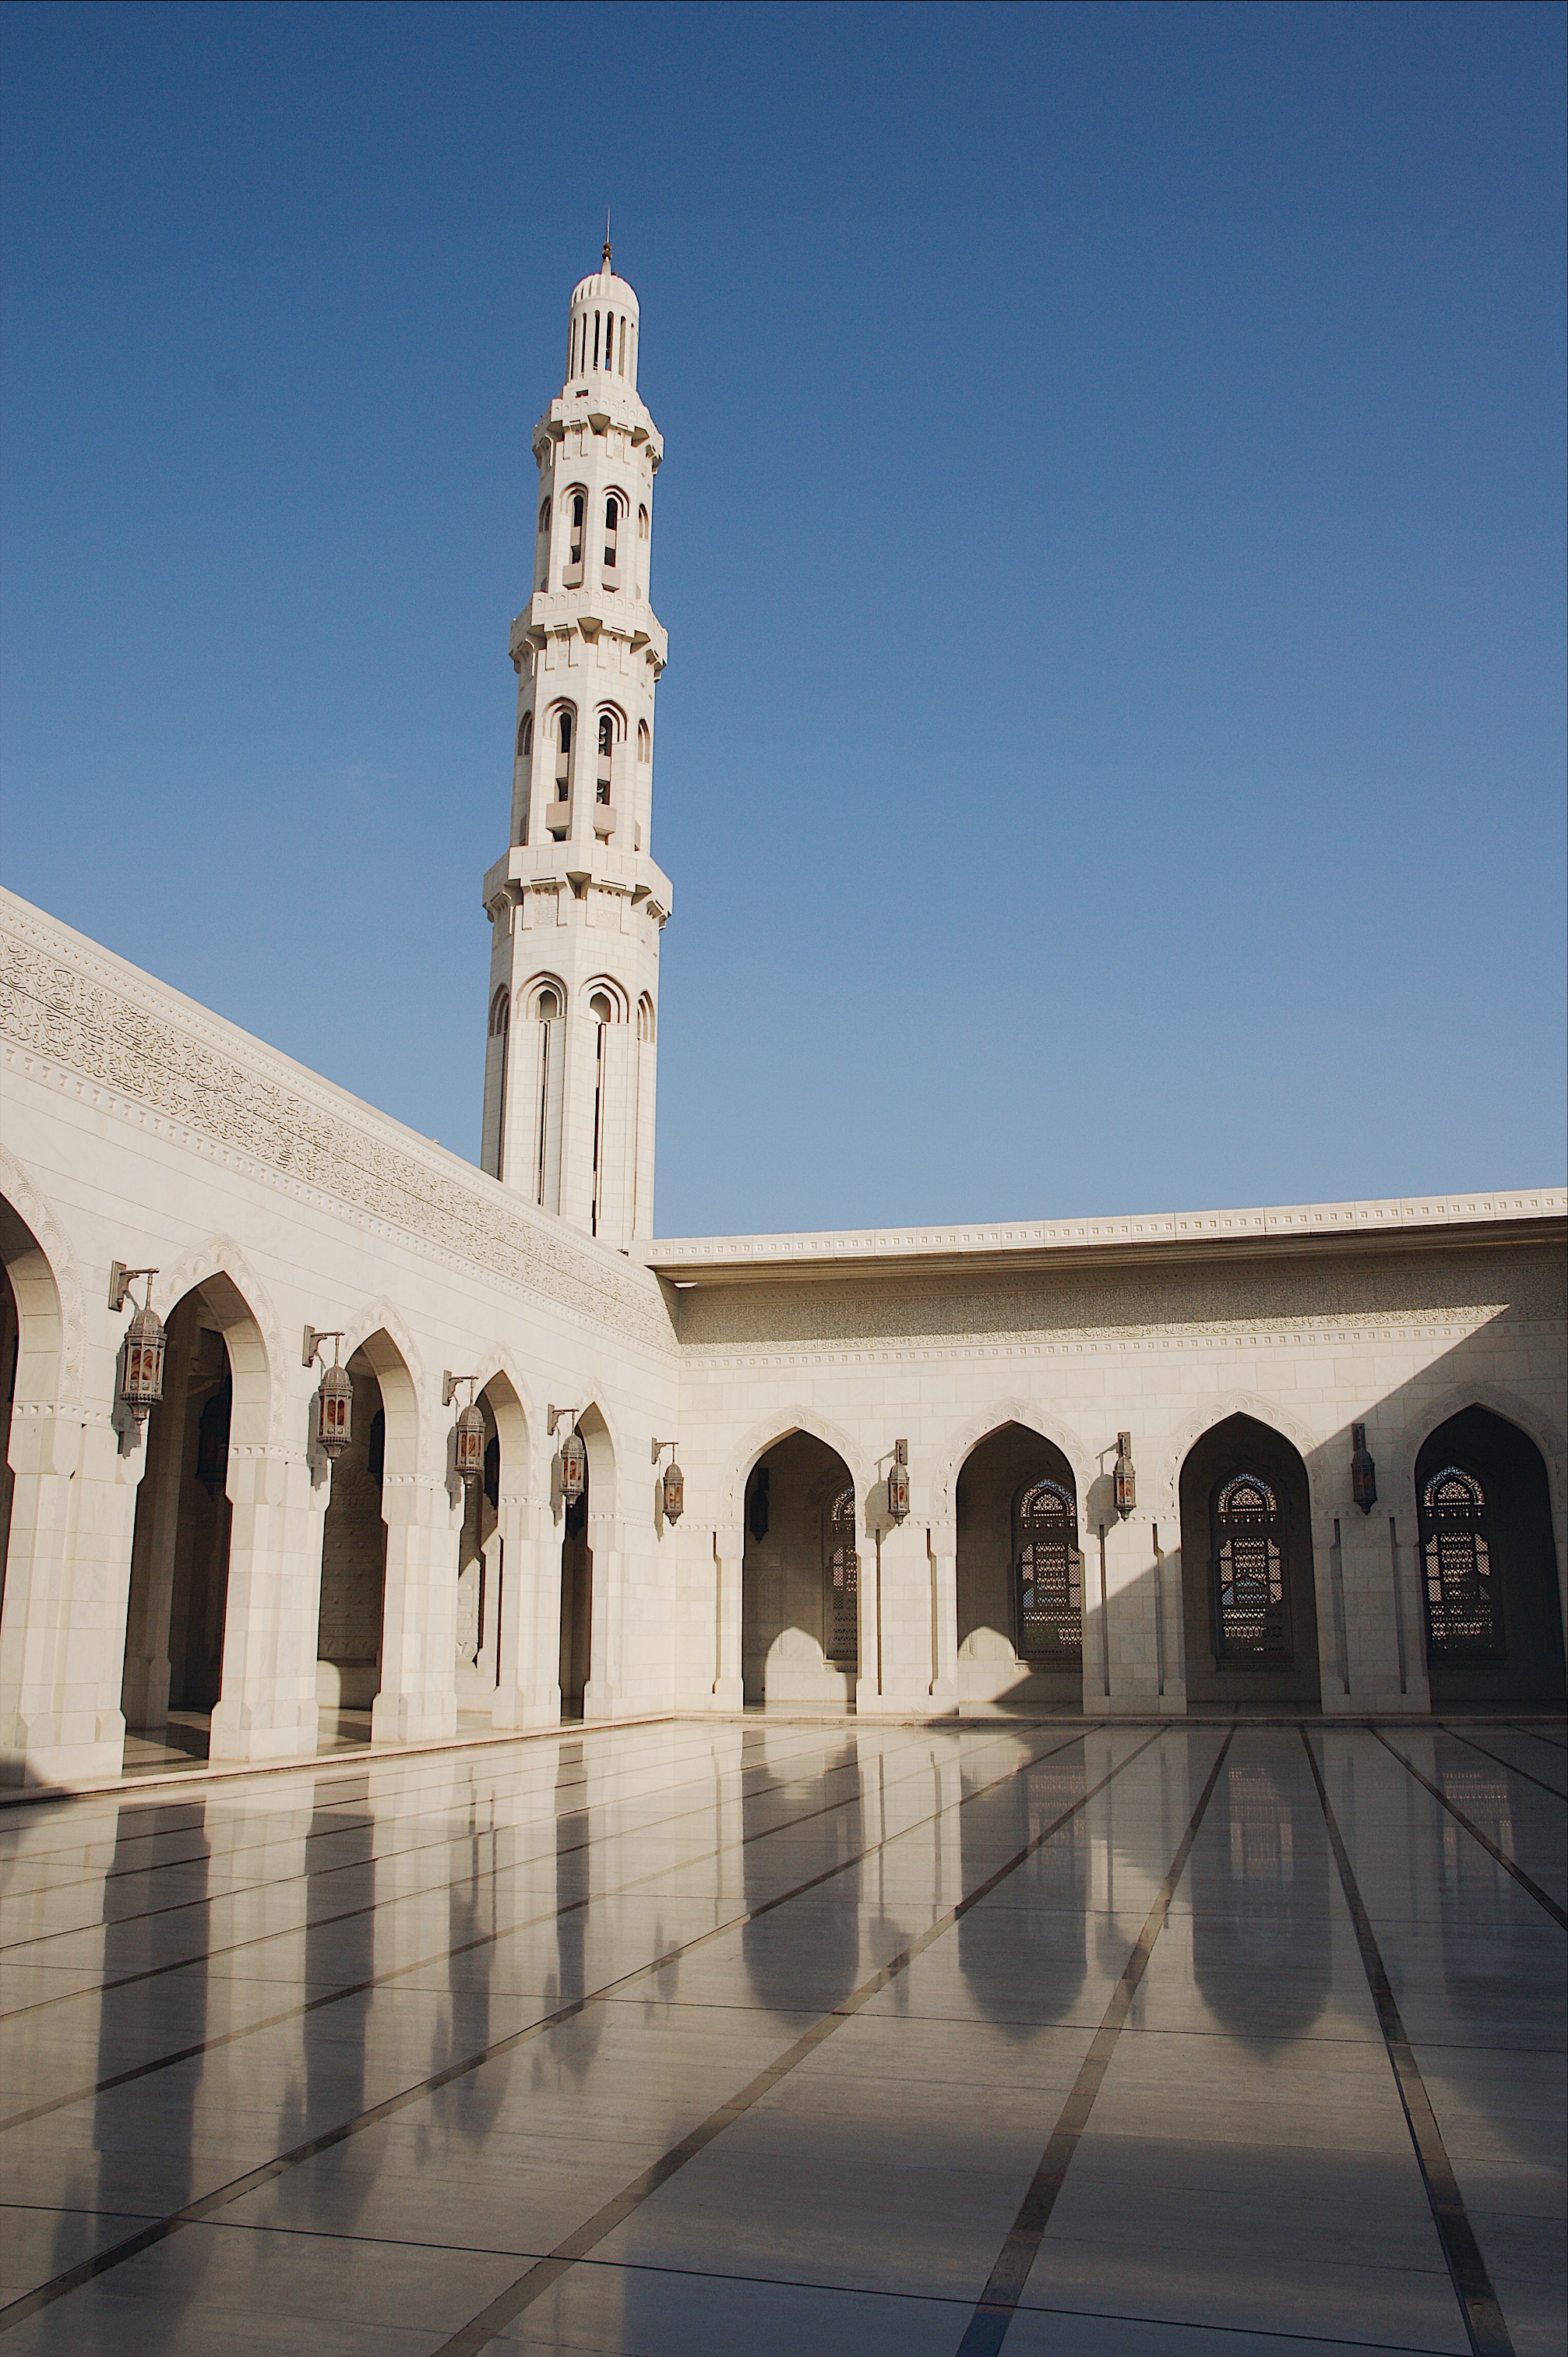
[[712, 1521, 744, 1708], [371, 1472, 460, 1745], [209, 1444, 319, 1763], [0, 1407, 139, 1786], [1098, 1514, 1175, 1717], [492, 1495, 559, 1729], [926, 1521, 960, 1712], [855, 1501, 939, 1718], [583, 1505, 621, 1719]]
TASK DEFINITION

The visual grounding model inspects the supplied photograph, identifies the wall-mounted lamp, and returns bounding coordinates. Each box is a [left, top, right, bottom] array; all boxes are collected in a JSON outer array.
[[303, 1325, 352, 1458], [652, 1437, 685, 1523], [1350, 1422, 1377, 1515], [444, 1373, 486, 1484], [548, 1404, 587, 1503], [886, 1438, 911, 1525], [109, 1262, 165, 1422], [1112, 1431, 1136, 1518]]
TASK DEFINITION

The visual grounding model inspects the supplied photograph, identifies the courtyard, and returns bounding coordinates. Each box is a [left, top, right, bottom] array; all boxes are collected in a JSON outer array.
[[0, 1713, 1562, 2355]]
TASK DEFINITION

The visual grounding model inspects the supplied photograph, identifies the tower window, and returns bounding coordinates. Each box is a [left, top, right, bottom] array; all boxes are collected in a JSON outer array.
[[590, 991, 612, 1024], [636, 719, 650, 762], [603, 496, 620, 573], [518, 712, 533, 759], [536, 988, 559, 1022], [569, 495, 583, 563]]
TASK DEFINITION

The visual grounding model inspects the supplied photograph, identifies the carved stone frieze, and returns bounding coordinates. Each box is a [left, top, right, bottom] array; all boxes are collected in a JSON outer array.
[[0, 905, 674, 1354]]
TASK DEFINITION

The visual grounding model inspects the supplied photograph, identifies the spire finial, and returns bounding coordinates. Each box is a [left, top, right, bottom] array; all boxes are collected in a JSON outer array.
[[602, 207, 612, 271]]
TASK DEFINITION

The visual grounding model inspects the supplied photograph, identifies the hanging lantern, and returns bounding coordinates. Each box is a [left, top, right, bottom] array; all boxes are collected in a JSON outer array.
[[456, 1399, 485, 1484], [559, 1424, 587, 1504], [1113, 1431, 1136, 1518], [1350, 1422, 1377, 1515], [886, 1438, 910, 1524], [316, 1360, 353, 1458], [661, 1455, 685, 1523], [118, 1297, 166, 1420]]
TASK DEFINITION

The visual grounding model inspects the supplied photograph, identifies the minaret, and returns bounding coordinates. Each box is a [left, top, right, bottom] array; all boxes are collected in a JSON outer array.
[[480, 244, 671, 1247]]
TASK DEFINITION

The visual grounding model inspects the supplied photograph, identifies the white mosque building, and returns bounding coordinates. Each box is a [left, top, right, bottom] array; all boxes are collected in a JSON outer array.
[[1, 252, 1563, 1789]]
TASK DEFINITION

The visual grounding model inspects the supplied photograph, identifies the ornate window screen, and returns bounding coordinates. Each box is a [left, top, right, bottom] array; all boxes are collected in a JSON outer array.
[[1213, 1473, 1291, 1662], [824, 1484, 858, 1667], [1421, 1467, 1501, 1657], [1015, 1480, 1083, 1660]]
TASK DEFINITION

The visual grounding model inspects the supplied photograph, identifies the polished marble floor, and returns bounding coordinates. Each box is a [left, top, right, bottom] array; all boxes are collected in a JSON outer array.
[[0, 1715, 1562, 2356]]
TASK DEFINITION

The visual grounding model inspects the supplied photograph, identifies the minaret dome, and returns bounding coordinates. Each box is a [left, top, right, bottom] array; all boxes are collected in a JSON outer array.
[[566, 253, 640, 393]]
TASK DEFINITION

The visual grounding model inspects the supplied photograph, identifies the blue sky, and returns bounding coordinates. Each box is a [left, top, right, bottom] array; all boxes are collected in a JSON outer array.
[[2, 0, 1563, 1235]]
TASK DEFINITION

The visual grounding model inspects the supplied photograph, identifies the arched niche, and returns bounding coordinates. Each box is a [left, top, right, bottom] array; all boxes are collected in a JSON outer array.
[[0, 1191, 68, 1607], [120, 1270, 270, 1744], [1177, 1413, 1322, 1708], [741, 1427, 858, 1710], [559, 1401, 614, 1718], [956, 1422, 1083, 1710], [1415, 1406, 1566, 1706], [455, 1371, 530, 1708], [316, 1328, 418, 1726]]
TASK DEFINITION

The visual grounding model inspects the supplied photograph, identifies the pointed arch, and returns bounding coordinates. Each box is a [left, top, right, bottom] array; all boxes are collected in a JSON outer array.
[[1161, 1389, 1324, 1520], [936, 1400, 1095, 1526], [151, 1238, 284, 1446], [338, 1304, 422, 1474], [723, 1408, 870, 1523], [1393, 1381, 1566, 1519]]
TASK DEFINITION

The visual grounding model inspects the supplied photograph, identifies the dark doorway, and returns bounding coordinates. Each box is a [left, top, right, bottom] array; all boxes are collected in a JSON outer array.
[[316, 1352, 388, 1717], [957, 1424, 1083, 1709], [559, 1484, 592, 1717], [1415, 1407, 1566, 1706], [742, 1430, 858, 1706], [1179, 1414, 1322, 1708], [122, 1299, 235, 1735]]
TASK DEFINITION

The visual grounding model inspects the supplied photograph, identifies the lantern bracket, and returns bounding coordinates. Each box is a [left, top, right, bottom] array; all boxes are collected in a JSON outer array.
[[652, 1437, 679, 1465], [108, 1262, 157, 1314], [548, 1404, 583, 1436], [303, 1326, 345, 1371], [444, 1371, 480, 1410]]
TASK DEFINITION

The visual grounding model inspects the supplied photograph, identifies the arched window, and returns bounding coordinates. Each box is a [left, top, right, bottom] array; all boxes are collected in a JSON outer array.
[[488, 988, 510, 1180], [535, 498, 551, 587], [555, 710, 573, 793], [596, 711, 615, 806], [1421, 1468, 1501, 1656], [603, 495, 621, 577], [590, 990, 613, 1024], [1213, 1474, 1290, 1661], [636, 994, 655, 1044], [636, 718, 650, 763], [823, 1484, 858, 1665], [517, 712, 532, 760], [1015, 1480, 1083, 1659], [536, 987, 559, 1021], [564, 491, 585, 585]]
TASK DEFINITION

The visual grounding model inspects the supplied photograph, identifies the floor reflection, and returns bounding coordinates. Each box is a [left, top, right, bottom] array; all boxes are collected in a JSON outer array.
[[1189, 1748, 1330, 2044]]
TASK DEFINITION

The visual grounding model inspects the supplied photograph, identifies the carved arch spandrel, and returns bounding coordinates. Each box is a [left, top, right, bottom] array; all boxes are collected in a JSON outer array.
[[0, 1142, 83, 1407], [1384, 1381, 1566, 1523]]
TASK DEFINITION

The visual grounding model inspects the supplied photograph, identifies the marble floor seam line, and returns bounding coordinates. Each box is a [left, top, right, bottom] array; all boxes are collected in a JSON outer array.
[[1429, 1725, 1568, 1803], [0, 1721, 1138, 2333], [0, 1720, 1078, 2129], [419, 1726, 1172, 2357], [949, 1724, 1235, 2357], [1303, 1728, 1514, 2357], [1366, 1728, 1568, 1930]]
